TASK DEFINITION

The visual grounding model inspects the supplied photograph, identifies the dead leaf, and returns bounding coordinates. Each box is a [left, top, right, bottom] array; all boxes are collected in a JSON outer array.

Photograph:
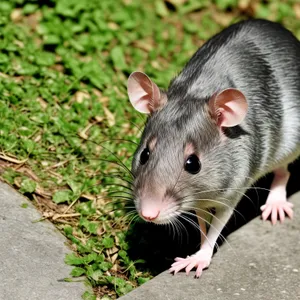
[[0, 72, 9, 78], [45, 160, 70, 170], [294, 3, 300, 19], [165, 0, 187, 5], [99, 96, 109, 104], [108, 22, 119, 30], [103, 107, 115, 127], [79, 122, 94, 140], [238, 0, 252, 11], [106, 246, 119, 256], [94, 115, 104, 122], [81, 193, 96, 201], [52, 213, 81, 220], [18, 166, 40, 181], [34, 134, 42, 143], [36, 97, 48, 109], [75, 91, 90, 103], [93, 88, 102, 98], [133, 40, 154, 52], [0, 153, 28, 164], [35, 186, 52, 198], [11, 9, 22, 22], [111, 253, 118, 264], [25, 11, 42, 30]]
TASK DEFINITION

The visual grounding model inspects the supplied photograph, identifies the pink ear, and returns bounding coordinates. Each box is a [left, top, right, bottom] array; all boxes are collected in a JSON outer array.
[[209, 88, 248, 127], [127, 71, 166, 114]]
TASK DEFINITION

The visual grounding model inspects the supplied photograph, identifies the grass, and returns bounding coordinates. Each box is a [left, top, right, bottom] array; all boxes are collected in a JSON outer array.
[[0, 0, 300, 299]]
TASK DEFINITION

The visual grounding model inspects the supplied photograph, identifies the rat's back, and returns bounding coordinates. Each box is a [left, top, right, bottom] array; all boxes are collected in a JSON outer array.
[[170, 19, 300, 176]]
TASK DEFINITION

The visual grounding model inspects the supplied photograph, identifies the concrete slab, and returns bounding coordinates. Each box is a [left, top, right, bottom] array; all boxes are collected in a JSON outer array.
[[0, 181, 85, 300], [120, 193, 300, 300]]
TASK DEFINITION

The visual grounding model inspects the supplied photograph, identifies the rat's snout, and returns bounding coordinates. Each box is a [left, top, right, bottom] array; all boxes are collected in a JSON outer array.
[[136, 183, 177, 224], [141, 208, 160, 221]]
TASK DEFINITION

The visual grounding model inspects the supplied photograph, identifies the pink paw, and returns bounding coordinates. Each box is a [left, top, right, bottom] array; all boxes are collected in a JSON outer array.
[[169, 250, 212, 278], [260, 200, 294, 225]]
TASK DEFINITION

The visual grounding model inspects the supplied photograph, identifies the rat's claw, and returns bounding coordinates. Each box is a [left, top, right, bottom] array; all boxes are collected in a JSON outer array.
[[261, 205, 272, 221], [185, 260, 198, 275], [260, 200, 294, 225], [174, 257, 187, 262], [278, 207, 285, 223], [195, 263, 206, 278], [169, 260, 188, 275], [169, 250, 212, 277]]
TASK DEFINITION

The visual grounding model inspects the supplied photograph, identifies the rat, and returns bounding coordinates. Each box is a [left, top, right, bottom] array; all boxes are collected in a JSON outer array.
[[126, 19, 299, 277]]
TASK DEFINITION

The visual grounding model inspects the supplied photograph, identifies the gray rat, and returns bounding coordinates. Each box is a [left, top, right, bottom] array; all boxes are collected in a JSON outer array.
[[126, 19, 298, 277]]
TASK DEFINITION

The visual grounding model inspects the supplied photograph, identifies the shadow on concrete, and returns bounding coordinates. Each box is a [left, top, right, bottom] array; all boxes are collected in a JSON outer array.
[[126, 157, 300, 275]]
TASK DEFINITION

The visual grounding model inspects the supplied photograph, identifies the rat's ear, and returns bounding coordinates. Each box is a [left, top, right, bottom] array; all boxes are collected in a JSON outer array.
[[209, 88, 248, 127], [127, 71, 167, 114]]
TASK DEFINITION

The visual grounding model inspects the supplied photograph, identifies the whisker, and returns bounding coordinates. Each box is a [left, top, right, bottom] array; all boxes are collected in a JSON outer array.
[[179, 210, 235, 255], [181, 197, 243, 219], [106, 196, 134, 203], [107, 190, 133, 197], [129, 120, 144, 134], [173, 216, 185, 244], [177, 210, 215, 251], [126, 213, 140, 228], [186, 186, 271, 196], [174, 213, 189, 244], [102, 182, 133, 191]]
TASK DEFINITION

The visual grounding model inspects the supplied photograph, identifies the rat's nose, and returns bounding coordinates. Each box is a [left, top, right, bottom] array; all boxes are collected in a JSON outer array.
[[141, 210, 160, 221]]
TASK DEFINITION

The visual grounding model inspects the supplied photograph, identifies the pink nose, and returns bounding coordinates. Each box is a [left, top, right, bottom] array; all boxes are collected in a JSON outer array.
[[141, 210, 160, 221]]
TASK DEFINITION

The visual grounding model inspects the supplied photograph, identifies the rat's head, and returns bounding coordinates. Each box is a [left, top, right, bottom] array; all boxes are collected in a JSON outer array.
[[127, 72, 248, 224]]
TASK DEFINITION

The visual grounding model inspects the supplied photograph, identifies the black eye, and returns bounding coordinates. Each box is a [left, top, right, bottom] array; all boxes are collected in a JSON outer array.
[[140, 147, 150, 165], [184, 154, 201, 174]]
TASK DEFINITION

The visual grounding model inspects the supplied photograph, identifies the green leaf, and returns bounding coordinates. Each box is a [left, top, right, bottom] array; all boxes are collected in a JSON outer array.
[[87, 269, 103, 281], [83, 252, 98, 264], [99, 261, 112, 272], [76, 201, 96, 216], [102, 237, 114, 249], [137, 277, 151, 285], [79, 217, 98, 234], [155, 0, 169, 17], [82, 291, 96, 300], [52, 190, 72, 204], [35, 52, 56, 66], [0, 53, 9, 64], [67, 179, 82, 194], [22, 139, 35, 153], [106, 276, 125, 286], [2, 169, 18, 185], [117, 283, 133, 296], [21, 203, 29, 208], [64, 226, 73, 236], [23, 4, 38, 14], [118, 250, 128, 260], [110, 46, 127, 70], [70, 266, 86, 277], [215, 0, 237, 10], [20, 178, 36, 194], [44, 34, 61, 45], [65, 253, 84, 265], [100, 296, 111, 300], [95, 253, 105, 263]]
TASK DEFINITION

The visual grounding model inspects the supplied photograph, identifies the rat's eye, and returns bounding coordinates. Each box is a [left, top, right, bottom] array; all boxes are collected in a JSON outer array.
[[140, 147, 150, 165], [184, 154, 201, 174]]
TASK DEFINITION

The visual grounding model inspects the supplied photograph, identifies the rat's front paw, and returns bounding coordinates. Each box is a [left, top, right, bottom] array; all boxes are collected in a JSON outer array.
[[169, 250, 212, 278], [260, 200, 293, 225]]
